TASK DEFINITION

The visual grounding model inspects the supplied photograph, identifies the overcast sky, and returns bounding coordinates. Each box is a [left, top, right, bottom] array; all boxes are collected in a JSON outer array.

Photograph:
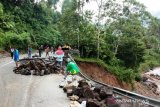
[[138, 0, 160, 18], [56, 0, 160, 18], [82, 0, 160, 20]]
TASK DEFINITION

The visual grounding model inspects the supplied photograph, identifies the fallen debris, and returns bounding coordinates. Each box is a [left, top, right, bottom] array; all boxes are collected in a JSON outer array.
[[13, 58, 61, 76], [150, 74, 160, 80], [60, 75, 120, 107], [143, 74, 160, 95]]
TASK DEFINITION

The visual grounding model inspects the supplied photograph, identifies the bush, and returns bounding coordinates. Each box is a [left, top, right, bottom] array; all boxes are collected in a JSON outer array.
[[139, 60, 159, 72], [0, 32, 5, 48], [109, 66, 134, 84], [116, 37, 145, 68], [3, 32, 32, 50], [135, 73, 142, 82]]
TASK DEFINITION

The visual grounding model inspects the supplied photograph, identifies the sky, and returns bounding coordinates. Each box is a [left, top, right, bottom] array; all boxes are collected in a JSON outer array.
[[56, 0, 160, 18], [81, 0, 160, 23], [138, 0, 160, 18], [83, 0, 160, 18]]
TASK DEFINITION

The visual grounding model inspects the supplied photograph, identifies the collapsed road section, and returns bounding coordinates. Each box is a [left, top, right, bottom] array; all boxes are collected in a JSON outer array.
[[66, 54, 160, 107], [59, 70, 149, 107], [11, 55, 160, 107]]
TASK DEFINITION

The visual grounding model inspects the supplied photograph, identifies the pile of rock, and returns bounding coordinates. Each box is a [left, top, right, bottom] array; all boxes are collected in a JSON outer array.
[[59, 76, 120, 107], [142, 75, 160, 95], [150, 74, 160, 80], [13, 58, 60, 76]]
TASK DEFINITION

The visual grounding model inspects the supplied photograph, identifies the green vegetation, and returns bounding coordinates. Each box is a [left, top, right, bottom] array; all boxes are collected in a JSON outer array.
[[75, 57, 134, 84], [0, 0, 160, 84], [0, 0, 62, 50]]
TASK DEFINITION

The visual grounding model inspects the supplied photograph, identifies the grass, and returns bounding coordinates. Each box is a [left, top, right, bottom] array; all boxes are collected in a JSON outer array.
[[74, 57, 111, 73], [74, 57, 135, 89]]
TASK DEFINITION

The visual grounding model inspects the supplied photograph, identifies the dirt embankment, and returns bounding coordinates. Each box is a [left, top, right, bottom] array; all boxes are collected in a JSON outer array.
[[0, 50, 10, 58], [77, 61, 160, 99]]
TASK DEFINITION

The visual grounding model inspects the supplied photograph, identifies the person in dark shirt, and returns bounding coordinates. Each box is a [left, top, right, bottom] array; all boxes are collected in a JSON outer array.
[[10, 46, 14, 59], [38, 45, 43, 57], [28, 47, 32, 58]]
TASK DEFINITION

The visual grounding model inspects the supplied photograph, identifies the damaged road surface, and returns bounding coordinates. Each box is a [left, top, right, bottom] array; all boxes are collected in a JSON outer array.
[[0, 58, 70, 107]]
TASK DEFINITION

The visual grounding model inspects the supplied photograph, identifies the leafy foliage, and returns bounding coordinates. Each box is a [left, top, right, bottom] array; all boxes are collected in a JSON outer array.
[[0, 0, 160, 84]]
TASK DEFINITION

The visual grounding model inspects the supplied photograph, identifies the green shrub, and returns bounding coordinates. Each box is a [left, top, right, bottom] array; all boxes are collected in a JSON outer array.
[[3, 32, 32, 50], [135, 73, 142, 82], [139, 60, 159, 72]]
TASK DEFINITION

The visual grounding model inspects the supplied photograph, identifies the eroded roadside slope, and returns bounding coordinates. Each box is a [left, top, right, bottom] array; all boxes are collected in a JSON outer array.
[[77, 61, 160, 100]]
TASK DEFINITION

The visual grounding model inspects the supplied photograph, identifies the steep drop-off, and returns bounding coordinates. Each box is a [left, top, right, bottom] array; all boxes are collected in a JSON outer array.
[[77, 61, 160, 100]]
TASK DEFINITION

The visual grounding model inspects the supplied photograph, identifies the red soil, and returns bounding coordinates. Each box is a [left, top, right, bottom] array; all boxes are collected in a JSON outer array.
[[77, 61, 160, 100]]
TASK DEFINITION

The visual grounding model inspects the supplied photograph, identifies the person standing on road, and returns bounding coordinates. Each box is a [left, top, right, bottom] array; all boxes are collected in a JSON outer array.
[[28, 47, 32, 58], [45, 46, 50, 57], [13, 48, 19, 67], [55, 46, 64, 73], [51, 46, 54, 54], [38, 45, 43, 57], [10, 46, 14, 59]]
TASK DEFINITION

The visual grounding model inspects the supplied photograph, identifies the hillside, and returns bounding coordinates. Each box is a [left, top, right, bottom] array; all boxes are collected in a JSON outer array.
[[77, 61, 160, 100]]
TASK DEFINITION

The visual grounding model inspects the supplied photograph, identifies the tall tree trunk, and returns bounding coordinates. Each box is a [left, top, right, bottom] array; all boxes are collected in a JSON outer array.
[[114, 37, 120, 57], [77, 0, 84, 51], [96, 0, 102, 59], [97, 29, 100, 59]]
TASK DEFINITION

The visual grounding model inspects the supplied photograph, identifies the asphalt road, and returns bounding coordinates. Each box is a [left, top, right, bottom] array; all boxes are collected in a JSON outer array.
[[0, 56, 70, 107]]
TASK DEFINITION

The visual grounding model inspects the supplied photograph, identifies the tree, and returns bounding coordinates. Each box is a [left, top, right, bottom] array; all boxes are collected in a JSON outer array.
[[47, 0, 59, 9]]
